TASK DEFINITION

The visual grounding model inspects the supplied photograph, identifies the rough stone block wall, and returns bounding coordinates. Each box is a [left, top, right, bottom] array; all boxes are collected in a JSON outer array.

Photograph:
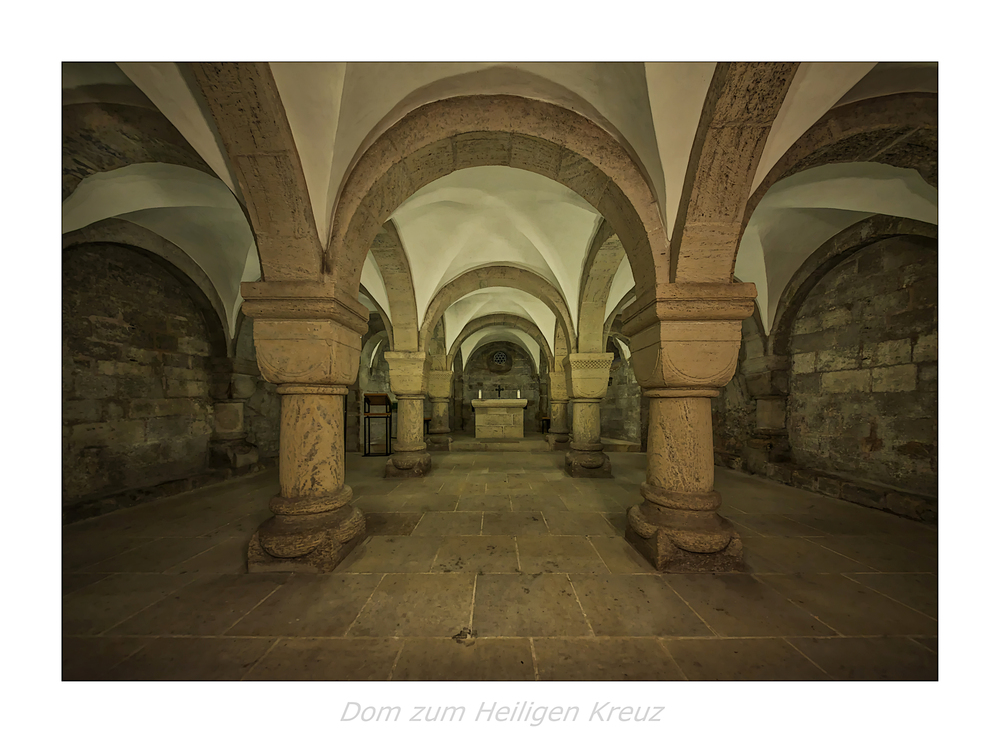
[[601, 356, 642, 442], [462, 343, 541, 434], [62, 244, 217, 514], [713, 317, 764, 468], [787, 237, 937, 497], [234, 317, 280, 459]]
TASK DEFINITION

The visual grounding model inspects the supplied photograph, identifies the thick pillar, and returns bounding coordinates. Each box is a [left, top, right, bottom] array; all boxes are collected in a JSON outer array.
[[622, 283, 757, 572], [546, 355, 570, 450], [208, 358, 259, 472], [426, 370, 453, 451], [384, 351, 432, 477], [563, 353, 614, 477], [240, 282, 368, 573]]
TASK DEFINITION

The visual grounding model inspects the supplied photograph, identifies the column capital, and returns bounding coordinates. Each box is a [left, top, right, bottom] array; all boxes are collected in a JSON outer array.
[[622, 283, 756, 390], [384, 350, 429, 397], [427, 370, 454, 400], [563, 352, 614, 400], [241, 281, 369, 388]]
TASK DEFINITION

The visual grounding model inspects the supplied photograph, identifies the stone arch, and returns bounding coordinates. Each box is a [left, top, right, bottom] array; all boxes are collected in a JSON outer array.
[[670, 63, 798, 283], [769, 215, 938, 357], [740, 92, 937, 280], [62, 218, 229, 357], [361, 330, 391, 373], [358, 284, 394, 351], [419, 265, 576, 353], [467, 337, 539, 377], [447, 313, 554, 371], [578, 219, 627, 352], [367, 219, 419, 350], [603, 287, 637, 349], [326, 94, 667, 305]]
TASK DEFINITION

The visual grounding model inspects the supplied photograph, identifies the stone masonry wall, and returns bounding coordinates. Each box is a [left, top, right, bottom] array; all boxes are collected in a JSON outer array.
[[234, 317, 280, 459], [786, 237, 937, 499], [462, 343, 541, 434], [63, 244, 218, 517], [713, 317, 765, 468], [601, 354, 642, 443]]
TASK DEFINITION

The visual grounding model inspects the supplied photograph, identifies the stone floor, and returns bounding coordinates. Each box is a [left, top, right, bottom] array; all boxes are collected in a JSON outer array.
[[62, 450, 938, 681]]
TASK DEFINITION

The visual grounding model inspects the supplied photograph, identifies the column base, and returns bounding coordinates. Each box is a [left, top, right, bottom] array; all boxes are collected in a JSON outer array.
[[385, 450, 433, 478], [247, 506, 366, 574], [547, 432, 570, 450], [565, 448, 612, 478], [425, 434, 452, 451], [209, 439, 259, 470], [625, 505, 744, 572]]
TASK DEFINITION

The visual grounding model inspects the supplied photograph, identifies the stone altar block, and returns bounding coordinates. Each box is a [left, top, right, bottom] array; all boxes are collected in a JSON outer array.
[[472, 398, 528, 438]]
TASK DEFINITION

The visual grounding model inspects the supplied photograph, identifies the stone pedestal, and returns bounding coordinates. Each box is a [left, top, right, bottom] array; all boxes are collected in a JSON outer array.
[[385, 351, 432, 477], [208, 360, 259, 472], [564, 353, 613, 478], [621, 283, 757, 572], [426, 370, 453, 451], [240, 281, 369, 573], [472, 398, 528, 438]]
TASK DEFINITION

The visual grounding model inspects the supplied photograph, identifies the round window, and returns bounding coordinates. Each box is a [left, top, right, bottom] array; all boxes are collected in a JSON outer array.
[[492, 350, 508, 366]]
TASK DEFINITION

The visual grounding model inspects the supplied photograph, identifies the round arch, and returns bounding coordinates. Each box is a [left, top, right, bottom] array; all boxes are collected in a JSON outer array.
[[768, 215, 937, 357], [447, 313, 554, 371], [466, 336, 540, 377], [578, 220, 627, 352], [325, 94, 667, 306], [366, 219, 419, 350], [420, 265, 576, 353]]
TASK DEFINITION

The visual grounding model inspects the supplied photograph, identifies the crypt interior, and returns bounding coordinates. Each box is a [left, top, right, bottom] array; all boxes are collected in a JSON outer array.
[[62, 62, 938, 681]]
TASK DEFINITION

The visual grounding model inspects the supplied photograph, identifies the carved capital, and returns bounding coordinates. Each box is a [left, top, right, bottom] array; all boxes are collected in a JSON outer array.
[[622, 283, 756, 390], [385, 350, 430, 397], [563, 353, 614, 400], [427, 370, 454, 400]]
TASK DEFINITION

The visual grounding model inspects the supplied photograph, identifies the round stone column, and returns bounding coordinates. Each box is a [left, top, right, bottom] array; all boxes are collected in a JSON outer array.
[[563, 353, 613, 477], [547, 399, 570, 449], [426, 370, 453, 451], [249, 384, 365, 572], [385, 351, 432, 477], [625, 389, 741, 571]]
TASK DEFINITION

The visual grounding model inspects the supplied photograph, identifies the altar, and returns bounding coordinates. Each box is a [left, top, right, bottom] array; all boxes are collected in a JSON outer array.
[[471, 398, 528, 439]]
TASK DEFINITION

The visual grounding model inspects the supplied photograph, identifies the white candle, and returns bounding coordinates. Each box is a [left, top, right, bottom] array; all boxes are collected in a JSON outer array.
[[517, 390, 520, 398], [478, 390, 482, 398]]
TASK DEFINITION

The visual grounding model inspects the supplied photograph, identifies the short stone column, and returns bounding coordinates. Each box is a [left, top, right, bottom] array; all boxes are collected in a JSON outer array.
[[426, 370, 453, 451], [546, 356, 570, 449], [240, 282, 369, 573], [384, 351, 432, 477], [564, 353, 614, 477], [622, 283, 756, 572], [208, 358, 260, 472]]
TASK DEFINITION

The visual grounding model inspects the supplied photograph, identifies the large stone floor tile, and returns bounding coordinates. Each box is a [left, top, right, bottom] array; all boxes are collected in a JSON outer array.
[[226, 573, 384, 637], [107, 573, 288, 636], [243, 638, 402, 680], [741, 536, 870, 573], [62, 636, 149, 680], [352, 494, 413, 512], [473, 574, 591, 637], [432, 536, 519, 573], [62, 573, 108, 596], [166, 536, 248, 575], [913, 636, 937, 653], [878, 532, 939, 557], [534, 638, 685, 680], [729, 513, 828, 537], [664, 573, 835, 637], [570, 575, 713, 637], [587, 537, 655, 574], [662, 638, 830, 680], [456, 492, 511, 510], [482, 511, 548, 536], [787, 637, 937, 680], [781, 509, 934, 536], [411, 511, 483, 536], [404, 493, 460, 512], [335, 536, 442, 573], [392, 638, 534, 680], [62, 572, 199, 636], [542, 510, 619, 536], [107, 637, 275, 680], [846, 572, 938, 618], [560, 492, 623, 512], [348, 574, 475, 637], [88, 537, 217, 573], [805, 536, 938, 572], [516, 536, 610, 573], [600, 511, 627, 536], [758, 573, 938, 636], [511, 494, 569, 511], [62, 533, 148, 572], [363, 512, 422, 536]]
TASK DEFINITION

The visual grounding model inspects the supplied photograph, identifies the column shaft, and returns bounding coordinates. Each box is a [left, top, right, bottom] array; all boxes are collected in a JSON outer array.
[[386, 394, 432, 476]]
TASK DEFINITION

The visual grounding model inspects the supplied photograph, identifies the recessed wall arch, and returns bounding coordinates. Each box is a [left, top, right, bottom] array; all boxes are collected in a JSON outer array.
[[447, 313, 554, 372], [466, 336, 540, 377], [63, 218, 230, 356], [768, 215, 937, 358], [419, 265, 576, 353], [326, 94, 667, 307]]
